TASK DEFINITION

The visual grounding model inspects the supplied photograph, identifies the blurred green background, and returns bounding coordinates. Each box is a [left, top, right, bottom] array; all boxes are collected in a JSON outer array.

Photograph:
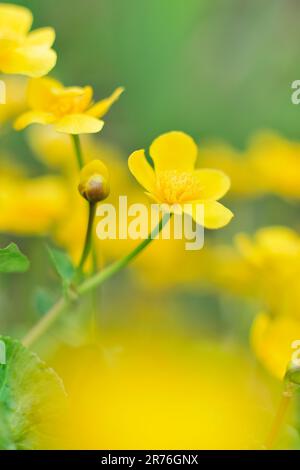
[[9, 0, 300, 149]]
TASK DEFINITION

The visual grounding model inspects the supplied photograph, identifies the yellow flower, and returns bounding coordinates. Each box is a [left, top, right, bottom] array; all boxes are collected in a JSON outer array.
[[0, 165, 68, 235], [14, 77, 124, 134], [78, 160, 110, 203], [128, 131, 233, 229], [204, 244, 256, 298], [236, 227, 300, 318], [251, 312, 300, 380], [49, 328, 282, 449], [37, 133, 137, 266], [236, 226, 300, 268], [27, 126, 80, 173], [201, 140, 263, 198], [249, 132, 300, 199], [0, 3, 56, 77], [200, 131, 300, 200], [0, 75, 27, 125]]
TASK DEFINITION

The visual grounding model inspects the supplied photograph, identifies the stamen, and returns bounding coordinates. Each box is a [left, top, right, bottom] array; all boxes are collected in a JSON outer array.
[[156, 170, 202, 203]]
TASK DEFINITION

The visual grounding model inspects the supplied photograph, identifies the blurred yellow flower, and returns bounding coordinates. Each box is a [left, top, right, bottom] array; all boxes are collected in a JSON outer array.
[[201, 140, 263, 198], [131, 230, 250, 293], [14, 77, 124, 134], [0, 75, 27, 125], [0, 3, 56, 77], [128, 131, 233, 229], [48, 329, 281, 450], [249, 132, 300, 199], [200, 131, 300, 200], [133, 237, 210, 290], [251, 312, 300, 380], [203, 244, 256, 298], [27, 126, 86, 173], [236, 226, 300, 268], [0, 166, 68, 235], [235, 226, 300, 318], [233, 226, 300, 380]]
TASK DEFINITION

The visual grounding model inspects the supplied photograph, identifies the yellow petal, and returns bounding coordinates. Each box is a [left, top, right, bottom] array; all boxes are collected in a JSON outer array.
[[80, 159, 109, 181], [87, 87, 124, 118], [28, 77, 62, 110], [203, 201, 233, 229], [184, 200, 233, 229], [150, 131, 198, 172], [194, 169, 231, 200], [3, 47, 57, 78], [55, 85, 92, 99], [26, 27, 56, 47], [235, 233, 262, 267], [39, 84, 93, 114], [0, 4, 33, 35], [255, 226, 300, 254], [128, 149, 156, 193], [55, 86, 94, 113], [14, 111, 56, 130], [54, 114, 104, 134], [251, 312, 300, 380]]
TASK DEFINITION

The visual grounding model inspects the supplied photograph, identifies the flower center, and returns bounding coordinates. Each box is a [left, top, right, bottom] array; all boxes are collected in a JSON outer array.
[[49, 90, 90, 117], [156, 170, 201, 204]]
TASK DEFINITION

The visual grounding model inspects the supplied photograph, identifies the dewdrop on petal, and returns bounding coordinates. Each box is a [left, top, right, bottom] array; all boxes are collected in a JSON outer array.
[[78, 160, 110, 203]]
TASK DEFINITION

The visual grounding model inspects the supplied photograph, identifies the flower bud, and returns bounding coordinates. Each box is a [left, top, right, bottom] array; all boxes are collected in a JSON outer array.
[[285, 361, 300, 386], [78, 160, 110, 203]]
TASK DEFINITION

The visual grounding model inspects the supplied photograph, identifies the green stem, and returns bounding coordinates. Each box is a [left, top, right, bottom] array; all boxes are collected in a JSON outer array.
[[23, 298, 67, 348], [76, 202, 96, 278], [79, 213, 169, 295], [71, 134, 84, 169], [22, 213, 170, 348], [264, 382, 294, 449]]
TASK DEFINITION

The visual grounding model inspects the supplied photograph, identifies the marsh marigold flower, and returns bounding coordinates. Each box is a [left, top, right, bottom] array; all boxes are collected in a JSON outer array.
[[128, 131, 233, 228], [0, 3, 56, 77], [251, 312, 300, 380], [14, 77, 124, 134], [236, 227, 300, 319], [249, 132, 300, 199], [235, 227, 300, 378], [0, 75, 27, 124], [236, 226, 300, 269], [200, 140, 263, 198], [0, 169, 68, 235], [50, 330, 278, 449]]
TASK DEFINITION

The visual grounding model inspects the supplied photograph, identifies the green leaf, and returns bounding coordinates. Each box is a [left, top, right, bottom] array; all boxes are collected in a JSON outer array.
[[0, 243, 30, 273], [0, 336, 67, 450], [33, 287, 56, 316], [46, 245, 74, 283]]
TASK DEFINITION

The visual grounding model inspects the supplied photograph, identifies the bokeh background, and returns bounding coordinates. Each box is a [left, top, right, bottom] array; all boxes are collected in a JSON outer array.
[[7, 0, 300, 147], [2, 0, 300, 449]]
